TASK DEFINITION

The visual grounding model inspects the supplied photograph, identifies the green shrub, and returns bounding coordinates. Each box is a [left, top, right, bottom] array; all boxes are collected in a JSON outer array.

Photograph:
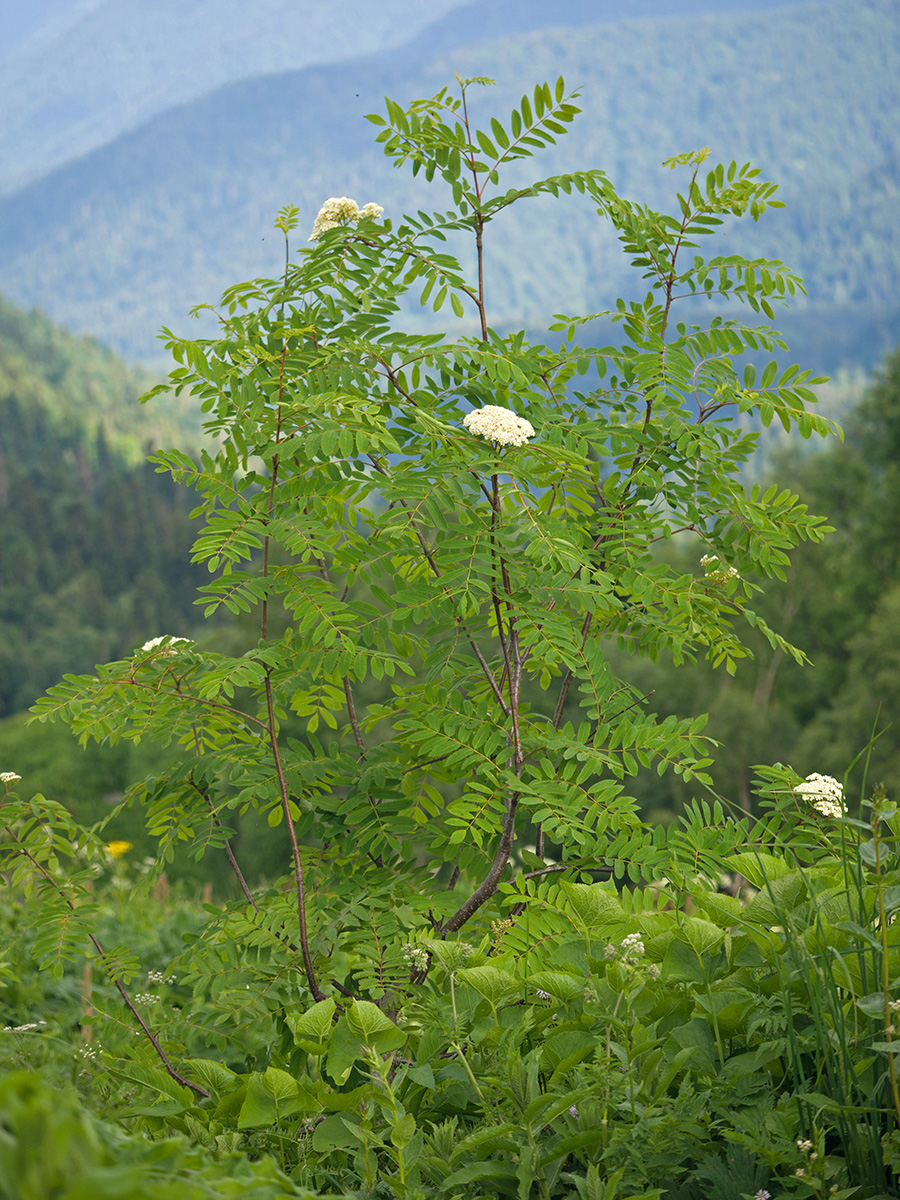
[[2, 71, 869, 1197]]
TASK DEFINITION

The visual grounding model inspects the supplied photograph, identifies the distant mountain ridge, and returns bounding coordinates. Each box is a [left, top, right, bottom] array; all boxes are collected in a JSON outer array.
[[0, 0, 811, 196], [0, 0, 466, 196], [0, 0, 896, 376]]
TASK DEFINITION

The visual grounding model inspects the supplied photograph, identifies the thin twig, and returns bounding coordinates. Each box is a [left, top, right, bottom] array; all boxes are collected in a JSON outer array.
[[265, 670, 325, 1001], [366, 452, 510, 716], [5, 825, 209, 1099]]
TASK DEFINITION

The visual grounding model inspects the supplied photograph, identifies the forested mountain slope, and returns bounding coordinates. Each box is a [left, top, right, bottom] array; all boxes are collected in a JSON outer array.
[[0, 298, 204, 716], [0, 0, 810, 196], [0, 0, 895, 371], [0, 0, 465, 196], [0, 295, 201, 458]]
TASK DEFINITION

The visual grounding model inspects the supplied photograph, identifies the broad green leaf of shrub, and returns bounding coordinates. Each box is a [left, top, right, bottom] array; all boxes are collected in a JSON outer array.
[[405, 1062, 435, 1090], [727, 851, 792, 889], [665, 1017, 718, 1076], [693, 989, 754, 1038], [539, 1029, 598, 1074], [692, 891, 745, 927], [286, 996, 336, 1054], [390, 1111, 417, 1148], [182, 1058, 238, 1096], [661, 939, 707, 984], [742, 871, 808, 925], [326, 1002, 404, 1085], [456, 964, 520, 1009], [527, 969, 586, 1003], [857, 993, 890, 1018], [442, 1159, 520, 1189], [237, 1068, 312, 1128], [720, 1042, 789, 1079], [682, 916, 726, 958], [312, 1113, 363, 1152], [561, 881, 626, 927], [345, 998, 402, 1044], [108, 1061, 194, 1110]]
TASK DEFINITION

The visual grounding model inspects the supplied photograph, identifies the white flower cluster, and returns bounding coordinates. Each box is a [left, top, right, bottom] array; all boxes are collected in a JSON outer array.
[[701, 554, 739, 584], [139, 636, 191, 655], [797, 772, 845, 819], [606, 933, 646, 962], [0, 771, 21, 784], [3, 1020, 46, 1033], [78, 1043, 101, 1061], [309, 197, 384, 240], [620, 932, 645, 959], [462, 405, 535, 447], [134, 992, 158, 1005], [402, 945, 429, 973], [147, 970, 177, 985]]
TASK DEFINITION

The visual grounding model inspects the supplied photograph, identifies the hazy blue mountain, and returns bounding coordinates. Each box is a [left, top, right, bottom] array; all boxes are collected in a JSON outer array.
[[0, 0, 104, 64], [0, 0, 895, 377], [0, 0, 812, 196], [0, 0, 467, 196]]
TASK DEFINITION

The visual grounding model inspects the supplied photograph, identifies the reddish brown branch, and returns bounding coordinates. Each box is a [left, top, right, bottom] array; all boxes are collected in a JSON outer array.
[[5, 825, 209, 1099]]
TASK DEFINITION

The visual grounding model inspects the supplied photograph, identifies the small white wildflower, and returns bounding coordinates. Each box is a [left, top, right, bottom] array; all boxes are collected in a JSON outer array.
[[535, 989, 552, 1000], [701, 554, 739, 584], [647, 963, 661, 980], [569, 1104, 579, 1118], [795, 1169, 807, 1179], [402, 945, 429, 973], [0, 772, 21, 784], [890, 999, 900, 1012], [462, 405, 535, 448], [309, 196, 383, 240], [78, 1044, 100, 1061], [754, 1191, 771, 1200], [139, 636, 191, 655], [620, 933, 645, 959], [6, 1021, 47, 1033], [134, 992, 158, 1005], [604, 943, 617, 960], [813, 798, 844, 819], [146, 970, 175, 985], [797, 773, 845, 819], [797, 1138, 813, 1153]]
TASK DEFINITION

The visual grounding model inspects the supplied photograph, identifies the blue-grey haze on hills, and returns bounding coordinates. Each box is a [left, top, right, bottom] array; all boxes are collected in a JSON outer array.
[[0, 0, 897, 376], [0, 0, 466, 196], [0, 0, 814, 194]]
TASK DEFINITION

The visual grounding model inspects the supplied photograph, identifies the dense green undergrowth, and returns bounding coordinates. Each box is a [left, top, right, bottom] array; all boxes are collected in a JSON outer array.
[[5, 774, 900, 1198]]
